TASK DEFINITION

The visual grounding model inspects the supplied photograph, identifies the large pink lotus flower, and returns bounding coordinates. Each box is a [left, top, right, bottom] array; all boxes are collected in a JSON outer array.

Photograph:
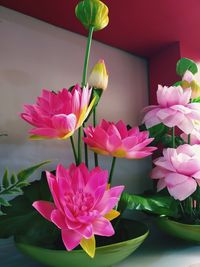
[[83, 119, 156, 159], [143, 85, 200, 134], [33, 163, 124, 257], [151, 144, 200, 201], [20, 84, 95, 139]]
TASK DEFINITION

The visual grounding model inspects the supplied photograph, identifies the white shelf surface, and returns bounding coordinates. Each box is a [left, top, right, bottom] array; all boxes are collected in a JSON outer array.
[[1, 220, 200, 267]]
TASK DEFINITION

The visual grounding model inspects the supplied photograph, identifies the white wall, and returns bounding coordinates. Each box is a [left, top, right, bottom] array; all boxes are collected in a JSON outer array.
[[0, 7, 152, 193]]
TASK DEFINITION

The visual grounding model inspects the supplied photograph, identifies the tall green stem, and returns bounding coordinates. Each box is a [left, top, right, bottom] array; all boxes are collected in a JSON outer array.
[[188, 134, 191, 145], [77, 127, 82, 165], [93, 107, 99, 167], [70, 136, 78, 165], [81, 26, 94, 87], [172, 127, 175, 148], [83, 122, 89, 168], [109, 157, 116, 185], [77, 26, 94, 165]]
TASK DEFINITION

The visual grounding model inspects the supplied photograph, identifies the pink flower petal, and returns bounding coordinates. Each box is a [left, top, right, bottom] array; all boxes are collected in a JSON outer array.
[[93, 217, 114, 236], [30, 128, 59, 138], [165, 173, 189, 186], [76, 224, 93, 239], [96, 186, 124, 215], [61, 229, 82, 251], [178, 117, 195, 134], [151, 166, 170, 179], [143, 108, 160, 128], [167, 178, 197, 201], [108, 134, 122, 152], [154, 157, 176, 172], [32, 201, 55, 221], [116, 120, 128, 138], [52, 114, 76, 134], [46, 171, 62, 211], [193, 170, 200, 180], [157, 179, 167, 191], [51, 209, 66, 229]]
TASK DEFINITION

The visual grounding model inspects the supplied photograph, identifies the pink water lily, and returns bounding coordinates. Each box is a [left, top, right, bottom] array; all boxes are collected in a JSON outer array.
[[151, 144, 200, 201], [33, 163, 124, 257], [20, 84, 95, 139], [83, 119, 156, 159], [143, 85, 200, 134]]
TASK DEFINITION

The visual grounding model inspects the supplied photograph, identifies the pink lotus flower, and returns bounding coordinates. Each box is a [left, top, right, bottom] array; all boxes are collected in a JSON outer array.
[[20, 84, 95, 139], [83, 119, 156, 159], [143, 85, 200, 134], [151, 144, 200, 200], [33, 163, 124, 257]]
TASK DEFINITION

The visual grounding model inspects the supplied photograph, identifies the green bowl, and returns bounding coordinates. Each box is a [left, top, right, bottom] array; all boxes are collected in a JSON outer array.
[[16, 219, 149, 267], [156, 216, 200, 243]]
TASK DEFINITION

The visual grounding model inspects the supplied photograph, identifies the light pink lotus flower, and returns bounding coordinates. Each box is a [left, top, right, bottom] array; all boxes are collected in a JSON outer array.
[[143, 85, 200, 134], [33, 163, 124, 257], [20, 84, 95, 139], [83, 119, 156, 159], [151, 144, 200, 201]]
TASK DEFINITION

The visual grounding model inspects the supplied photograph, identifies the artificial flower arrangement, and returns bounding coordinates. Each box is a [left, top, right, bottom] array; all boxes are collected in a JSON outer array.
[[123, 57, 200, 234], [0, 0, 156, 263]]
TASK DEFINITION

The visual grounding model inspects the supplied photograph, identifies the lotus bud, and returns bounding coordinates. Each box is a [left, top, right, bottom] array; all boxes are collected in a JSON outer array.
[[88, 59, 108, 90], [75, 0, 109, 31], [182, 70, 200, 99]]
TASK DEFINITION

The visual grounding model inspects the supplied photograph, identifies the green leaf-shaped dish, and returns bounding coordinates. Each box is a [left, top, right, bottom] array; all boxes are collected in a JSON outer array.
[[156, 216, 200, 243], [16, 219, 148, 267]]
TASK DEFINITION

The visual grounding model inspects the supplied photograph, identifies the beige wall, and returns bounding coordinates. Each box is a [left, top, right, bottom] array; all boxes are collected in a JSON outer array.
[[0, 7, 152, 193]]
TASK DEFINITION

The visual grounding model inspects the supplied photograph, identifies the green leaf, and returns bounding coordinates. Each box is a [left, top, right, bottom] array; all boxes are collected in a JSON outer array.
[[17, 160, 50, 182], [8, 188, 23, 194], [10, 173, 17, 184], [2, 169, 9, 189], [92, 88, 103, 108], [84, 88, 103, 123], [0, 173, 59, 248], [119, 192, 179, 218], [191, 96, 200, 103], [173, 81, 182, 86], [0, 197, 11, 207], [161, 134, 185, 148], [17, 181, 30, 188], [176, 58, 198, 76], [0, 210, 6, 216], [140, 123, 169, 145]]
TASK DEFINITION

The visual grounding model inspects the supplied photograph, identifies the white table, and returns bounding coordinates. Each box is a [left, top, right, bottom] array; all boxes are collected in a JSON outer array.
[[1, 219, 200, 267]]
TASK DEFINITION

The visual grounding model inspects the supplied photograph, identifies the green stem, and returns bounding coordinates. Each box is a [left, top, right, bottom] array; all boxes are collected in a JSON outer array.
[[172, 127, 175, 148], [83, 123, 89, 168], [70, 136, 78, 165], [81, 26, 94, 87], [179, 202, 185, 218], [77, 26, 94, 165], [188, 134, 191, 145], [93, 107, 99, 167], [109, 157, 116, 185], [77, 127, 82, 165], [0, 181, 21, 196]]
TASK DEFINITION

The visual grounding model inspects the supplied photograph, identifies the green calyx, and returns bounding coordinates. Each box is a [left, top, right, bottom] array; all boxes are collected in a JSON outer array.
[[75, 0, 109, 31]]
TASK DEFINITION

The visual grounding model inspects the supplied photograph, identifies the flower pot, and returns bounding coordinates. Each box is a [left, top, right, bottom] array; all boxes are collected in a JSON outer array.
[[15, 219, 149, 267], [156, 216, 200, 243]]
